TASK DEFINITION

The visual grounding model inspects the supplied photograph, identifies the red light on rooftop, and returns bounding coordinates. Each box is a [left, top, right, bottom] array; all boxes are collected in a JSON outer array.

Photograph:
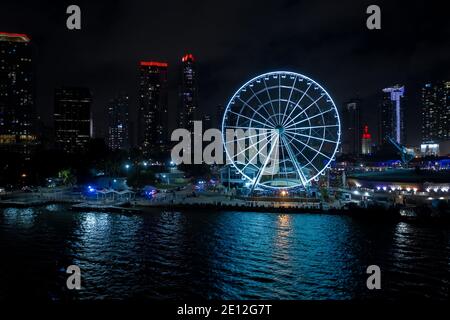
[[362, 125, 371, 139], [0, 32, 30, 42], [182, 53, 195, 62], [140, 61, 168, 67]]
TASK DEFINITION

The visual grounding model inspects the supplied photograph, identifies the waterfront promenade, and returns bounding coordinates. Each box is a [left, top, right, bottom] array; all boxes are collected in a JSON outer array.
[[0, 186, 338, 212], [1, 186, 448, 220]]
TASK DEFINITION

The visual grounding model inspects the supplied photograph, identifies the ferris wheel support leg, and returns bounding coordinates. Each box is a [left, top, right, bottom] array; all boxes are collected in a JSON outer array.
[[281, 136, 308, 187], [250, 133, 279, 193]]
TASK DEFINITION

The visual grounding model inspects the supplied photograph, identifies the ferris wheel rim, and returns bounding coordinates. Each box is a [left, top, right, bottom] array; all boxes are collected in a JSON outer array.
[[221, 70, 341, 190]]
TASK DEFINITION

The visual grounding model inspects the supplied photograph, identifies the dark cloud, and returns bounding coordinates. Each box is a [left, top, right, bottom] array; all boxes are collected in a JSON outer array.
[[1, 0, 449, 145]]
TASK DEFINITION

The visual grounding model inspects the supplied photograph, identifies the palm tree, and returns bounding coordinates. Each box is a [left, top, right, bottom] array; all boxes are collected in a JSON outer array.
[[58, 169, 76, 186]]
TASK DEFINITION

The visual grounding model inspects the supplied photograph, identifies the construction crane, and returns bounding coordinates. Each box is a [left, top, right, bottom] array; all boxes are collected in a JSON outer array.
[[387, 136, 415, 166]]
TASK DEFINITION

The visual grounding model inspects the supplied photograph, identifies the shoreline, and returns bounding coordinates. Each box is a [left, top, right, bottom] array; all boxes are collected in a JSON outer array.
[[1, 197, 450, 224]]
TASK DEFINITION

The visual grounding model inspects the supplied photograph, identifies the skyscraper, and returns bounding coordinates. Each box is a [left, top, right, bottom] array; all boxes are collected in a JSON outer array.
[[361, 125, 372, 155], [54, 87, 92, 154], [178, 53, 198, 131], [421, 81, 450, 143], [380, 85, 405, 145], [341, 99, 362, 155], [138, 61, 169, 155], [0, 32, 36, 158], [106, 93, 129, 150]]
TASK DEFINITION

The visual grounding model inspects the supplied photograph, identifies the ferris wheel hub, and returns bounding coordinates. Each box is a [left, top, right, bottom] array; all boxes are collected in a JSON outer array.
[[275, 125, 285, 134]]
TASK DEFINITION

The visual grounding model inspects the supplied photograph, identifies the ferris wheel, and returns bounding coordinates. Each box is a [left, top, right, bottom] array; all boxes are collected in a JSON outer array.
[[222, 71, 341, 190]]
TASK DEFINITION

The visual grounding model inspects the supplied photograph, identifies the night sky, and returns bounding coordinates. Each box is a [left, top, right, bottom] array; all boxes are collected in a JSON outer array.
[[1, 0, 449, 145]]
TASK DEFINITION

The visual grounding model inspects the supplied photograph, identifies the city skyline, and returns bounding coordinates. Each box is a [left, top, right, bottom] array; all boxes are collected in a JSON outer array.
[[1, 0, 449, 146], [0, 35, 448, 157]]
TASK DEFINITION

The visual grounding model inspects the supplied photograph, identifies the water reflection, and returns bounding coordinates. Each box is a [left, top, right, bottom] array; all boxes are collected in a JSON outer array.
[[0, 206, 449, 300], [79, 212, 111, 237], [2, 207, 35, 228], [44, 204, 61, 212], [65, 212, 146, 299]]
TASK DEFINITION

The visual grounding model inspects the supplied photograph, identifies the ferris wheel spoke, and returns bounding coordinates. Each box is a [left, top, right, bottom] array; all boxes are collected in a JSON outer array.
[[229, 129, 273, 143], [232, 141, 260, 160], [281, 82, 312, 127], [283, 130, 337, 144], [262, 79, 278, 124], [281, 135, 307, 186], [232, 130, 274, 159], [240, 131, 274, 172], [286, 124, 339, 131], [278, 76, 282, 124], [224, 125, 271, 131], [283, 94, 324, 128], [285, 107, 334, 129], [284, 131, 331, 160], [236, 96, 276, 127], [247, 85, 275, 122], [287, 138, 321, 175], [280, 76, 298, 126], [227, 110, 274, 129], [243, 131, 275, 175]]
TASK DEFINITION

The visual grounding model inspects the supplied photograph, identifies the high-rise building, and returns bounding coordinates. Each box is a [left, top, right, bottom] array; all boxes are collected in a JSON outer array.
[[138, 61, 169, 155], [0, 32, 37, 158], [361, 125, 372, 155], [380, 85, 405, 145], [341, 99, 362, 155], [421, 81, 450, 143], [54, 87, 92, 154], [106, 93, 129, 150], [178, 53, 198, 131]]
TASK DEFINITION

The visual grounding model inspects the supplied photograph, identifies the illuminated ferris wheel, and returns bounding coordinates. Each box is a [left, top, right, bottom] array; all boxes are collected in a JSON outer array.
[[222, 71, 341, 190]]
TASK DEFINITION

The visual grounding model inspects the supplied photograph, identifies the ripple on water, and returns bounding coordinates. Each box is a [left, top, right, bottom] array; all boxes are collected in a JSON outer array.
[[0, 206, 449, 300]]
